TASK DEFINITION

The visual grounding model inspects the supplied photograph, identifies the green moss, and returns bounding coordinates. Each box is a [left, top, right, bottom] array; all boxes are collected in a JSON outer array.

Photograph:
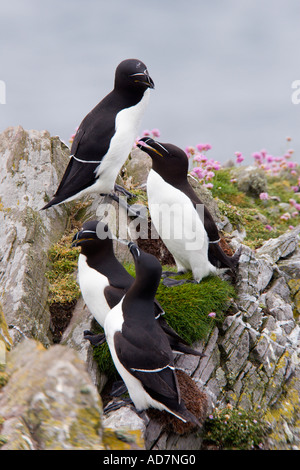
[[45, 233, 81, 306], [156, 274, 236, 345], [210, 168, 300, 249], [211, 169, 252, 207], [93, 334, 119, 380]]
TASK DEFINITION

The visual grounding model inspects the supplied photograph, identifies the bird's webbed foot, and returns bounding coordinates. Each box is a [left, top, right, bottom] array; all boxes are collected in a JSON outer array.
[[162, 277, 198, 287], [83, 330, 106, 346], [114, 184, 134, 199]]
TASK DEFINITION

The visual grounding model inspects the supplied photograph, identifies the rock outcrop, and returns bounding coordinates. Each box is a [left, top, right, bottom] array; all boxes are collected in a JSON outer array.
[[0, 127, 299, 450], [0, 126, 70, 346]]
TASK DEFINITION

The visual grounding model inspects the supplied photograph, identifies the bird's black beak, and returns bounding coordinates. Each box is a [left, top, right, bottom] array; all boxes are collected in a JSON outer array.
[[130, 70, 155, 89], [128, 241, 141, 259], [71, 231, 81, 247], [137, 137, 169, 158], [71, 230, 97, 247]]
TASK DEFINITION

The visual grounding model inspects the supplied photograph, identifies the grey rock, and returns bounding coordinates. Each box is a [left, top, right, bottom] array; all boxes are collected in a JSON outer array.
[[256, 226, 300, 264], [103, 406, 147, 434], [124, 147, 152, 188], [235, 244, 274, 300], [1, 128, 300, 450], [277, 248, 300, 281], [61, 297, 107, 393], [233, 165, 268, 197], [0, 126, 69, 346], [0, 339, 104, 450]]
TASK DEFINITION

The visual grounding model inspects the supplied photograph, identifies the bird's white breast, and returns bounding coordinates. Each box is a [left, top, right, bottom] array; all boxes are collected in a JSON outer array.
[[95, 89, 150, 193], [77, 254, 110, 327], [147, 169, 214, 281]]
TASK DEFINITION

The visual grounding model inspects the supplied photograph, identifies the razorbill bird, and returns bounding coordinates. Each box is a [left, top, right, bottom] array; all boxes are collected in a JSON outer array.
[[137, 137, 241, 284], [42, 59, 154, 211], [103, 242, 201, 426], [71, 219, 204, 357]]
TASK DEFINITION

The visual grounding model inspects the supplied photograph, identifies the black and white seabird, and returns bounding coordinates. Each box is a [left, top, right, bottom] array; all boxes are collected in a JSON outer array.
[[104, 242, 201, 426], [71, 220, 204, 357], [137, 137, 241, 284], [42, 59, 154, 211]]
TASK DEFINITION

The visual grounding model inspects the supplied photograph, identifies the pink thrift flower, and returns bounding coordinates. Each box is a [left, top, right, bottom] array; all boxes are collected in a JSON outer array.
[[191, 167, 205, 179], [259, 192, 269, 200], [151, 128, 160, 137], [208, 312, 216, 318], [142, 129, 151, 136], [205, 183, 214, 189], [197, 143, 212, 152], [196, 143, 206, 152], [253, 152, 262, 161], [261, 149, 267, 158], [235, 151, 244, 163], [193, 154, 203, 163], [185, 146, 195, 156], [265, 225, 273, 231], [206, 171, 215, 180], [213, 162, 221, 170]]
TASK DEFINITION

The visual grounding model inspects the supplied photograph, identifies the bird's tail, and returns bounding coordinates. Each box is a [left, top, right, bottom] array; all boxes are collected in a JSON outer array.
[[167, 336, 205, 357], [208, 243, 241, 270], [170, 403, 202, 428]]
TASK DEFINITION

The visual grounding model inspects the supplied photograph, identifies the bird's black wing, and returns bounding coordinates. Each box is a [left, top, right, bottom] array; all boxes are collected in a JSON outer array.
[[115, 320, 173, 372], [71, 92, 119, 162], [42, 157, 100, 208], [113, 330, 180, 403], [153, 298, 165, 317], [114, 327, 202, 425], [42, 92, 120, 209], [179, 181, 241, 269], [103, 285, 125, 309]]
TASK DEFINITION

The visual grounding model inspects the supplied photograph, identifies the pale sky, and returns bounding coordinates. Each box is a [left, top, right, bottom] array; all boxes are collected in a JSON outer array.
[[1, 0, 300, 164]]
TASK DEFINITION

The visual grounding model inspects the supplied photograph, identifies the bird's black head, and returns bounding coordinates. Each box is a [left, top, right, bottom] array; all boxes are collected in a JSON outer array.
[[137, 137, 189, 186], [114, 59, 154, 92], [128, 242, 162, 295], [71, 220, 113, 254]]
